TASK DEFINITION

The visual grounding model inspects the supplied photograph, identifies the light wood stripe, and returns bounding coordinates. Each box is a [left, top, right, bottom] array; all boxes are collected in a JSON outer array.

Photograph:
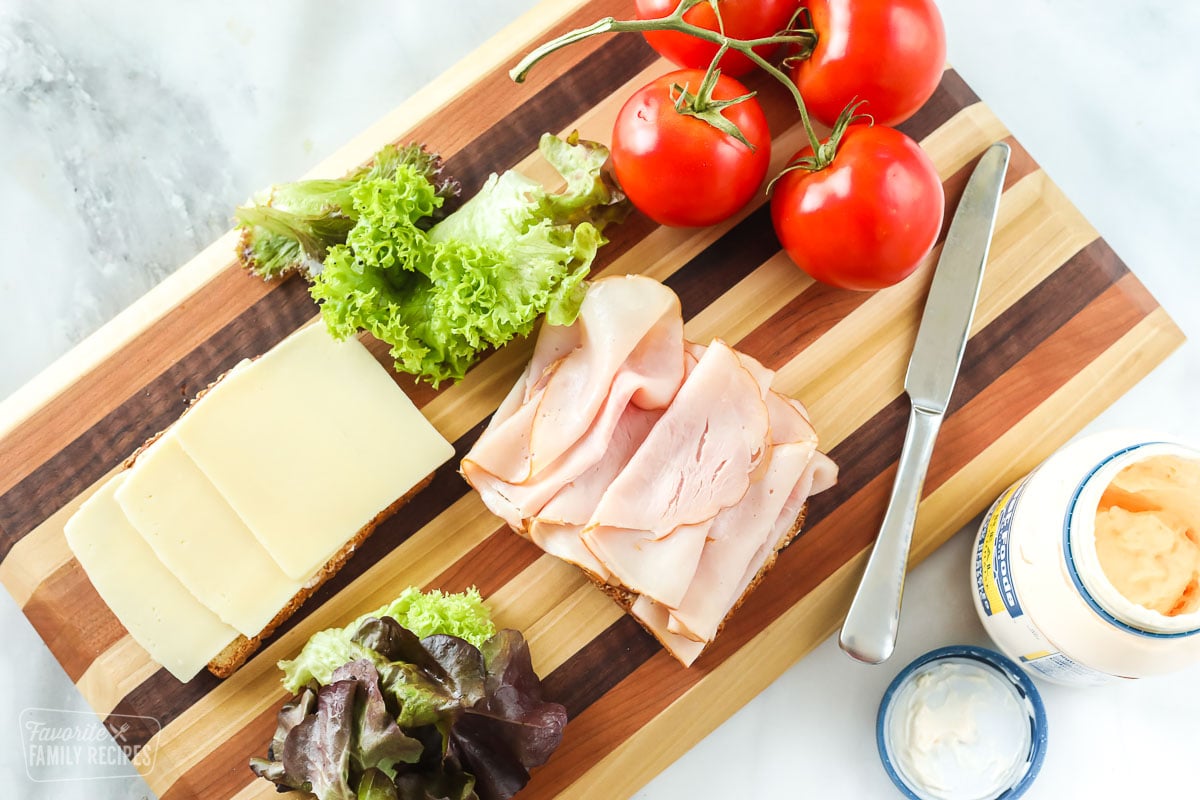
[[685, 253, 814, 344], [230, 779, 270, 800], [75, 635, 159, 718], [486, 555, 620, 676], [0, 470, 110, 605], [919, 102, 1010, 181]]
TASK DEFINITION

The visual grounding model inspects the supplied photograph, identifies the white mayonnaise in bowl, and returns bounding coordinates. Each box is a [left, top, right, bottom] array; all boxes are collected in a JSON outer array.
[[877, 645, 1047, 800], [972, 429, 1200, 686]]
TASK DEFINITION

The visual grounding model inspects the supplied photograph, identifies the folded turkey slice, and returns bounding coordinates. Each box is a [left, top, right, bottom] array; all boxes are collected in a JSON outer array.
[[582, 340, 771, 608], [663, 394, 828, 642], [461, 276, 684, 530], [526, 404, 662, 582]]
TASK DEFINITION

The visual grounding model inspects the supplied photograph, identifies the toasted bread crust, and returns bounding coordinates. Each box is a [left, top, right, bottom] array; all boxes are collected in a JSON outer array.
[[588, 505, 808, 663], [120, 361, 435, 680]]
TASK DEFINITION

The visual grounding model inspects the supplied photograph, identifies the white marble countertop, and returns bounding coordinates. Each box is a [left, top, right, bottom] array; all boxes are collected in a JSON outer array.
[[1, 1, 1198, 797]]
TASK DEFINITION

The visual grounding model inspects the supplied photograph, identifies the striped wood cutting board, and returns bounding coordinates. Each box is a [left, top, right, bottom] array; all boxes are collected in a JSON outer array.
[[0, 0, 1185, 797]]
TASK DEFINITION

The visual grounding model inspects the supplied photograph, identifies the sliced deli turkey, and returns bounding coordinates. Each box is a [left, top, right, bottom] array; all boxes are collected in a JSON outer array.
[[462, 275, 836, 665]]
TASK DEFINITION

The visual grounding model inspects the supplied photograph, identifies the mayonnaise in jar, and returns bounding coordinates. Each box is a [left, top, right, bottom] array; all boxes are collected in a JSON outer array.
[[972, 429, 1200, 686]]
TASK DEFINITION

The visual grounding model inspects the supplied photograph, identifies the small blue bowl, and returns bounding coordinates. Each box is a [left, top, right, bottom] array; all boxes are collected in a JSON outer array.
[[876, 645, 1047, 800]]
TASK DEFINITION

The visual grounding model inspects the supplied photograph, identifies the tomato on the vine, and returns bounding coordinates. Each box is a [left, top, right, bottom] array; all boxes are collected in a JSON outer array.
[[636, 0, 801, 77], [770, 125, 944, 291], [790, 0, 946, 128], [612, 69, 771, 228]]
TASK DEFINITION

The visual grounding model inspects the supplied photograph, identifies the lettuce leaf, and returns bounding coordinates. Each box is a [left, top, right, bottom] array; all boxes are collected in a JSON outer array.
[[447, 630, 567, 800], [235, 143, 459, 279], [310, 132, 626, 386], [280, 588, 496, 694], [254, 590, 566, 800]]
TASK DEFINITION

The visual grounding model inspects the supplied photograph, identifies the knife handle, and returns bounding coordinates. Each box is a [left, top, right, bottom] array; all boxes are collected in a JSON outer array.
[[838, 403, 943, 664]]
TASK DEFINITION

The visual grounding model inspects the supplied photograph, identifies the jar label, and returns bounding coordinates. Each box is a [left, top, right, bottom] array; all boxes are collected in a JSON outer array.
[[976, 482, 1025, 618], [973, 477, 1116, 687]]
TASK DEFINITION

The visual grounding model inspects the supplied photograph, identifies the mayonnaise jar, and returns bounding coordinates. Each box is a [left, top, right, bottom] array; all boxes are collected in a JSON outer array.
[[972, 430, 1200, 687]]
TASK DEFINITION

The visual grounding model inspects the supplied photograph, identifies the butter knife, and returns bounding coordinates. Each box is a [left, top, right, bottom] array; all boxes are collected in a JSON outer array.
[[838, 142, 1011, 664]]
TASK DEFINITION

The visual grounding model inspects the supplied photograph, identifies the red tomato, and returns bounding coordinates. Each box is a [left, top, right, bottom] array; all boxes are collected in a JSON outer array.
[[790, 0, 946, 128], [636, 0, 800, 77], [612, 69, 771, 228], [770, 125, 944, 291]]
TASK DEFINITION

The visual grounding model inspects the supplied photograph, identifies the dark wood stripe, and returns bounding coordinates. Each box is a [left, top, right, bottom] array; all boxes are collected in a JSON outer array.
[[433, 526, 543, 597], [742, 273, 887, 372], [23, 561, 127, 682], [664, 205, 779, 319], [541, 614, 660, 720], [945, 239, 1126, 416], [399, 0, 637, 165], [524, 649, 687, 800], [807, 238, 1125, 528], [0, 267, 279, 500], [928, 273, 1154, 491], [444, 34, 658, 198], [0, 276, 315, 562]]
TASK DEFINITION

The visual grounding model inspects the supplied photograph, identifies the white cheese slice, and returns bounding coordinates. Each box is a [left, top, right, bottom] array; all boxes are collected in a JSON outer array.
[[64, 473, 238, 683], [115, 433, 308, 637], [172, 322, 455, 580]]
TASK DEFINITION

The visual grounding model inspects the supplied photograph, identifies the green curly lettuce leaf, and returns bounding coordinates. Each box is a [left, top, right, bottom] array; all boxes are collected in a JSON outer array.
[[279, 588, 496, 694], [310, 132, 627, 386], [235, 143, 459, 279]]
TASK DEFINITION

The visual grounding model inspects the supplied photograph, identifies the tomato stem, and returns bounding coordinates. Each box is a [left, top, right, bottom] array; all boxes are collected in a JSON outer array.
[[509, 2, 825, 158], [669, 46, 760, 150]]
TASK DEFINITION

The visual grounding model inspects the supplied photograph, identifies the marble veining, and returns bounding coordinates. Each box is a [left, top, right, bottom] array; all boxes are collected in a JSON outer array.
[[0, 11, 234, 391]]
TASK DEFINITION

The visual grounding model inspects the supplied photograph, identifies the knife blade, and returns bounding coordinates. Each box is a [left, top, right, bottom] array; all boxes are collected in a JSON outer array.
[[838, 142, 1011, 665]]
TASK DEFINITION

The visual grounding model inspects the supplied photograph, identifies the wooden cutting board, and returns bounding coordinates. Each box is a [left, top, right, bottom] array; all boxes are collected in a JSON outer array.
[[0, 1, 1184, 797]]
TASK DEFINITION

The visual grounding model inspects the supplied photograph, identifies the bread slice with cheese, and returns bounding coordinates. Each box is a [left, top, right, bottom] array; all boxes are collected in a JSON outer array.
[[66, 322, 454, 682]]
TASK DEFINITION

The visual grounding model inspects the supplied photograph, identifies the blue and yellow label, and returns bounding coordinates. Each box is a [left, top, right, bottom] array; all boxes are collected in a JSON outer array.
[[975, 481, 1026, 618]]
